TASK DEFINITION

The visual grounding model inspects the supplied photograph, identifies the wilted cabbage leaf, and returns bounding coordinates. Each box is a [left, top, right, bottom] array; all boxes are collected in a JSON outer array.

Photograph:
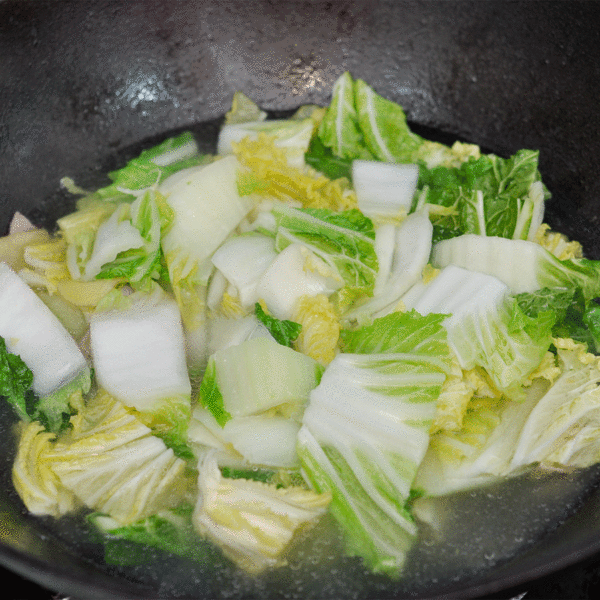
[[45, 390, 190, 525], [192, 452, 331, 574]]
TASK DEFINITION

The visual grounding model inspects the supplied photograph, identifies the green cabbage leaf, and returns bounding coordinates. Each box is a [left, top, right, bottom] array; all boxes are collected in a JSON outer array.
[[62, 131, 210, 204], [405, 265, 554, 400], [298, 311, 452, 578], [88, 504, 212, 566], [415, 340, 600, 497], [315, 71, 478, 170], [415, 150, 548, 241], [272, 204, 378, 306]]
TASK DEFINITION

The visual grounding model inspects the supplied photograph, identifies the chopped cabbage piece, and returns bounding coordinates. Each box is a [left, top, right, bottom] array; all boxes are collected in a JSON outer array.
[[210, 233, 277, 308], [344, 211, 433, 324], [47, 390, 190, 525], [160, 155, 254, 289], [432, 234, 600, 301], [299, 311, 452, 577], [406, 265, 554, 400], [218, 118, 314, 169], [232, 133, 358, 211], [0, 228, 51, 271], [192, 452, 330, 574], [271, 204, 378, 311], [0, 262, 88, 401], [12, 421, 79, 518], [415, 340, 600, 497], [255, 242, 342, 320], [197, 336, 322, 426], [89, 293, 191, 452], [189, 404, 301, 469], [292, 294, 341, 365], [88, 503, 210, 565], [352, 160, 418, 223]]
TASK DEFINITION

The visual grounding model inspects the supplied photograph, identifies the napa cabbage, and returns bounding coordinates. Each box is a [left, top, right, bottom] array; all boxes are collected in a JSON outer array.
[[254, 302, 302, 348], [0, 227, 51, 272], [415, 340, 600, 497], [159, 154, 254, 288], [58, 132, 208, 283], [432, 234, 600, 301], [9, 72, 600, 584], [315, 71, 548, 242], [0, 263, 90, 432], [88, 503, 212, 566], [57, 198, 119, 280], [430, 355, 481, 434], [210, 233, 278, 310], [535, 223, 584, 260], [298, 311, 452, 577], [220, 90, 324, 167], [315, 71, 479, 169], [404, 265, 554, 401], [16, 236, 71, 293], [352, 160, 419, 223], [12, 420, 79, 518], [218, 117, 314, 169], [415, 152, 548, 241], [514, 286, 600, 354], [13, 390, 190, 525], [291, 293, 341, 365], [158, 155, 255, 373], [231, 133, 358, 212], [188, 403, 303, 470], [62, 131, 210, 204], [254, 242, 343, 321], [197, 336, 323, 427], [206, 313, 275, 356], [192, 452, 331, 574], [270, 204, 378, 311], [89, 292, 192, 455], [343, 211, 433, 325], [224, 90, 268, 125]]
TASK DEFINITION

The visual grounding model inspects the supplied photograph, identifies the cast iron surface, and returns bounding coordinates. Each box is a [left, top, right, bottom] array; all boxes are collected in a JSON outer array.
[[2, 1, 600, 598]]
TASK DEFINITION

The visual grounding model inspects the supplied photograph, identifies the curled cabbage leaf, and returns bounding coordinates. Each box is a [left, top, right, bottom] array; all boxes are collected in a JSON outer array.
[[192, 452, 331, 574]]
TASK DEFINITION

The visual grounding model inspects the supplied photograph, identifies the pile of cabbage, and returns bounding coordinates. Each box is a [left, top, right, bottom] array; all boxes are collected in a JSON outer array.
[[2, 71, 600, 579]]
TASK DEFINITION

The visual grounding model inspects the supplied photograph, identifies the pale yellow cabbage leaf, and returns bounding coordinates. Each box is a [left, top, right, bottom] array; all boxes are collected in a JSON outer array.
[[45, 390, 190, 525], [534, 223, 583, 260], [292, 294, 340, 366], [233, 133, 358, 211], [12, 421, 79, 518], [193, 452, 330, 574]]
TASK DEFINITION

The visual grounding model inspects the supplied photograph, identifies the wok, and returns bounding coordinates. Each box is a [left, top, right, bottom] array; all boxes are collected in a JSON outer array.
[[2, 1, 600, 598]]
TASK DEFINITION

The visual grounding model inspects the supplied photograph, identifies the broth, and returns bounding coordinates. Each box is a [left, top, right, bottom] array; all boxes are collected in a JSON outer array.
[[2, 121, 600, 600]]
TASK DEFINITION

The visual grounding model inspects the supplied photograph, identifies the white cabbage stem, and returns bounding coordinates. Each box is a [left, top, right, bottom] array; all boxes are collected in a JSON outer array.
[[89, 296, 191, 412], [0, 262, 87, 397], [352, 160, 419, 221]]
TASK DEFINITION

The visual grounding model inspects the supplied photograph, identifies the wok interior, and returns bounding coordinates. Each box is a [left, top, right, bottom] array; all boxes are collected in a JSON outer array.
[[2, 1, 600, 598]]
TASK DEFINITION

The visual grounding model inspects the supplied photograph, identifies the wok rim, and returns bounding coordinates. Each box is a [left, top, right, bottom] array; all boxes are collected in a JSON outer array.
[[3, 1, 600, 597]]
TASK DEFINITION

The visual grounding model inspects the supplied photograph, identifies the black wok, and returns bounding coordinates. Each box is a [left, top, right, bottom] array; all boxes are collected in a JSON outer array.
[[2, 1, 600, 598]]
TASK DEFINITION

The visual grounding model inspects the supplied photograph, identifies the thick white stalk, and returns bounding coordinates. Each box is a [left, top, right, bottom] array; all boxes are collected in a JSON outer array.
[[0, 262, 87, 397], [89, 296, 191, 411], [352, 160, 419, 221]]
